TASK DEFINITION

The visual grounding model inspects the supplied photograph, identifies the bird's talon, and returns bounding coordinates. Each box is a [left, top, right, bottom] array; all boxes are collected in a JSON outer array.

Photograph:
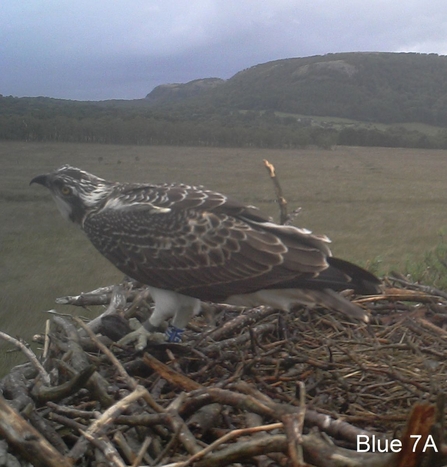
[[128, 317, 143, 331], [118, 326, 166, 350]]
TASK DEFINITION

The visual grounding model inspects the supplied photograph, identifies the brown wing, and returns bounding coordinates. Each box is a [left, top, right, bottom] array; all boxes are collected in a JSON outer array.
[[114, 182, 270, 222], [83, 184, 331, 301]]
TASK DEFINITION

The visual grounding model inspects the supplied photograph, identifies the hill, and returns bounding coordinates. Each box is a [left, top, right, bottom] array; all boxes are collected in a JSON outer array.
[[144, 78, 224, 105], [1, 52, 447, 148], [146, 52, 447, 126]]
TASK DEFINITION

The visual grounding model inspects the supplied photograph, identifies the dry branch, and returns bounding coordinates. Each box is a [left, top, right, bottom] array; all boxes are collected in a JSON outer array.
[[263, 159, 288, 224], [0, 394, 73, 467]]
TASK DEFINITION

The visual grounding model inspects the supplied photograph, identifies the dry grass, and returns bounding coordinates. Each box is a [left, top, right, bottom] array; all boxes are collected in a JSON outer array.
[[1, 141, 447, 373]]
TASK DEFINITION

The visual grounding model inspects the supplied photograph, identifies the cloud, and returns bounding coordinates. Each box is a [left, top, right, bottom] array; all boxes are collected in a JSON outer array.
[[2, 0, 447, 99]]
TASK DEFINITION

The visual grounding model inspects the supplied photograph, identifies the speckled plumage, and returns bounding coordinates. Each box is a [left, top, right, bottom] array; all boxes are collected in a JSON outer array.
[[31, 165, 381, 335]]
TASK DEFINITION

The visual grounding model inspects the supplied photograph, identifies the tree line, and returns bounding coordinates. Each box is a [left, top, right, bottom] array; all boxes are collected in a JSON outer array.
[[1, 95, 447, 149], [1, 112, 446, 150]]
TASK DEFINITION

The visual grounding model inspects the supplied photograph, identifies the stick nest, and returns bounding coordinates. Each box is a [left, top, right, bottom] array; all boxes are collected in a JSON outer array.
[[2, 275, 447, 467]]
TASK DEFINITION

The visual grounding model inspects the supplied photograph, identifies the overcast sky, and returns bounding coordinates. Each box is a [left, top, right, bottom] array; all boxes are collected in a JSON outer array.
[[2, 1, 447, 101]]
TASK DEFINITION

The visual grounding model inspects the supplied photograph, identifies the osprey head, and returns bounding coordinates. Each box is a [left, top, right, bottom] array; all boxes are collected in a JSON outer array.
[[31, 165, 113, 224]]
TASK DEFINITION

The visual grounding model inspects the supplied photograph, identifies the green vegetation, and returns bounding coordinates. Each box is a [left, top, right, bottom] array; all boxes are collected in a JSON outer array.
[[404, 231, 447, 289], [2, 52, 447, 149]]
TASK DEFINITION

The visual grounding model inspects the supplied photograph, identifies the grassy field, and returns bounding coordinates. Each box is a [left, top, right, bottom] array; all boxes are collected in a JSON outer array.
[[2, 141, 447, 373]]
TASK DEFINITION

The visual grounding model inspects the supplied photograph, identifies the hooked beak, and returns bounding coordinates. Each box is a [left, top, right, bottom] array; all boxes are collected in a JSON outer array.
[[30, 174, 49, 187]]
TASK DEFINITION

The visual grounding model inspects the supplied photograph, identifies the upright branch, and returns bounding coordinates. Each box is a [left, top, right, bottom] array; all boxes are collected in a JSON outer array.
[[263, 159, 288, 225]]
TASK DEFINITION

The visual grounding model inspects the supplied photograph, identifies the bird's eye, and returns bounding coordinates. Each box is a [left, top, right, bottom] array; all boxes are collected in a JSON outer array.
[[61, 186, 72, 196]]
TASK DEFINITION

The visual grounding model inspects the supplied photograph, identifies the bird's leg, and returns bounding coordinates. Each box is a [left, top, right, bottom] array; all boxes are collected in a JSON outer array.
[[119, 289, 201, 347], [142, 319, 168, 333], [165, 308, 194, 342], [143, 288, 201, 342], [166, 298, 201, 342]]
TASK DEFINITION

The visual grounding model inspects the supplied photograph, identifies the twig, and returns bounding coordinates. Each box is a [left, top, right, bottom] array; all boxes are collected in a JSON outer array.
[[0, 331, 50, 385], [142, 353, 202, 391], [43, 319, 51, 359], [281, 382, 306, 466], [79, 430, 126, 467], [179, 422, 283, 467], [388, 276, 447, 300], [74, 316, 137, 390], [31, 365, 96, 403], [56, 284, 122, 305], [132, 436, 152, 467], [83, 284, 128, 334]]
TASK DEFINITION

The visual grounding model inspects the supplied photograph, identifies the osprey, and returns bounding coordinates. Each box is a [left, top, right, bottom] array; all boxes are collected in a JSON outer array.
[[31, 165, 380, 342]]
